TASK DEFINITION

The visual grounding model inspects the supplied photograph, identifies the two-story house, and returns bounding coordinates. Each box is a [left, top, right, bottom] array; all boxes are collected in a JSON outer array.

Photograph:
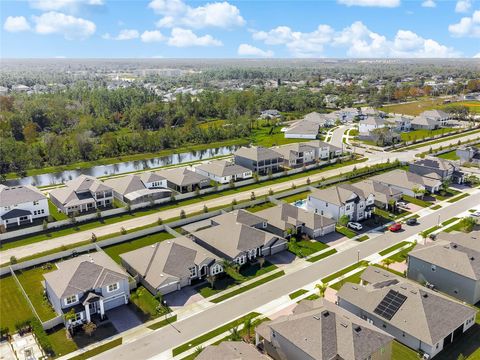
[[358, 116, 387, 136], [389, 116, 412, 132], [456, 146, 480, 165], [306, 184, 374, 222], [307, 140, 343, 159], [194, 160, 252, 184], [234, 146, 284, 175], [273, 143, 317, 168], [409, 157, 464, 184], [370, 169, 434, 196], [49, 175, 113, 215], [120, 236, 223, 296], [0, 184, 49, 229], [44, 252, 130, 328]]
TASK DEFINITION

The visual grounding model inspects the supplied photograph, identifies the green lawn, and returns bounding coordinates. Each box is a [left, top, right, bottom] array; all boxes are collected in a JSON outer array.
[[379, 241, 412, 256], [432, 189, 461, 201], [430, 204, 442, 210], [277, 190, 311, 204], [130, 286, 165, 319], [289, 289, 308, 299], [250, 125, 305, 147], [330, 269, 365, 290], [336, 225, 357, 238], [103, 231, 174, 264], [172, 312, 260, 356], [420, 225, 441, 238], [380, 98, 446, 116], [374, 207, 410, 220], [15, 266, 57, 321], [398, 128, 480, 151], [69, 338, 122, 360], [437, 150, 460, 160], [442, 217, 459, 227], [247, 201, 276, 213], [356, 235, 369, 242], [322, 261, 368, 285], [48, 200, 68, 221], [287, 239, 329, 258], [0, 275, 35, 333], [147, 314, 178, 330], [387, 243, 417, 263], [447, 193, 470, 203], [307, 248, 337, 263], [48, 327, 78, 358], [400, 128, 456, 142], [392, 340, 419, 360], [402, 195, 433, 208]]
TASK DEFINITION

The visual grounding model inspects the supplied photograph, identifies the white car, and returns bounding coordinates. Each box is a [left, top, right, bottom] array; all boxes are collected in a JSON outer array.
[[470, 211, 480, 217], [396, 201, 408, 208], [347, 222, 363, 231]]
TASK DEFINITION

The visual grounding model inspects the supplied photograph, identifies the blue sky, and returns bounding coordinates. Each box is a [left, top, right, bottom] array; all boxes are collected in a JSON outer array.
[[1, 0, 479, 58]]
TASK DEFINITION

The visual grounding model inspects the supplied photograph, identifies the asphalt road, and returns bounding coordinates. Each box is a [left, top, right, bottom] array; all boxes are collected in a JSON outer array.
[[94, 192, 480, 360]]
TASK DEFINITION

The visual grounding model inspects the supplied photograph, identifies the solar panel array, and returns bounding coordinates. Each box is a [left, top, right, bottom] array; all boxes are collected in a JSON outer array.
[[373, 289, 407, 320]]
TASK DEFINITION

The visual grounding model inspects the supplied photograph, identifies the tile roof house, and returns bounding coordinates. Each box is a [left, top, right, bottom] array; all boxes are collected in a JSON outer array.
[[120, 236, 223, 296], [44, 252, 130, 328], [194, 160, 252, 184], [407, 230, 480, 304], [337, 266, 477, 359], [49, 175, 113, 215], [0, 184, 49, 229], [306, 184, 374, 222], [196, 341, 268, 360], [409, 157, 464, 184], [156, 167, 210, 193], [104, 172, 171, 204], [234, 147, 284, 175], [255, 203, 336, 239], [255, 298, 393, 360], [191, 212, 288, 266], [284, 120, 320, 139]]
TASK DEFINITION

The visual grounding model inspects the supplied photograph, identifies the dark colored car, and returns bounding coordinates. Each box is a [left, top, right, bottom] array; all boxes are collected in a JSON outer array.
[[406, 218, 418, 226]]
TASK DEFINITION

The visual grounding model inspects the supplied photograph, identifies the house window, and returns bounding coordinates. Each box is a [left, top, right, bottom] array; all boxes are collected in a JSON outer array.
[[33, 201, 39, 205], [65, 295, 78, 305], [211, 264, 222, 275], [189, 267, 197, 277], [107, 283, 119, 292], [263, 222, 267, 228], [431, 265, 436, 272]]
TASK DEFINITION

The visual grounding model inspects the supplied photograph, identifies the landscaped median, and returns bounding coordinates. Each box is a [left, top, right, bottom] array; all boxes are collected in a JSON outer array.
[[321, 261, 369, 285], [306, 248, 337, 263], [447, 193, 470, 203], [289, 289, 309, 299], [148, 314, 178, 330], [62, 337, 122, 360]]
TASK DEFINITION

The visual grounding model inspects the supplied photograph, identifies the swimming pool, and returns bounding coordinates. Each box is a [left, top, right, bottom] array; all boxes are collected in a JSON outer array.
[[293, 199, 307, 210]]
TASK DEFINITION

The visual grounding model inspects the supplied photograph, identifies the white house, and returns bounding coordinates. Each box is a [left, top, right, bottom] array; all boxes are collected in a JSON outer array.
[[194, 160, 252, 184], [358, 116, 386, 135]]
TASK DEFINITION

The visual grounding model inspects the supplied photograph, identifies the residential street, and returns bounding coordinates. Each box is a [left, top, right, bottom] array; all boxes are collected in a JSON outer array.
[[93, 192, 480, 360]]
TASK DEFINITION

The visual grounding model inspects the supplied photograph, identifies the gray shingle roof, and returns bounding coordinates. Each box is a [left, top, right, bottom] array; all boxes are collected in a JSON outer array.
[[0, 184, 46, 207], [370, 169, 428, 191], [309, 183, 366, 207], [156, 168, 209, 187], [195, 160, 251, 178], [211, 209, 266, 228], [234, 146, 283, 162], [1, 208, 32, 220], [285, 120, 320, 136], [196, 342, 267, 360], [413, 157, 455, 172]]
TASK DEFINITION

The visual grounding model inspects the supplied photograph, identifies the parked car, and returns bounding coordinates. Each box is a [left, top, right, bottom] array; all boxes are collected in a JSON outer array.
[[388, 223, 402, 232], [406, 218, 418, 226], [347, 222, 363, 231], [470, 211, 480, 217], [396, 201, 408, 208]]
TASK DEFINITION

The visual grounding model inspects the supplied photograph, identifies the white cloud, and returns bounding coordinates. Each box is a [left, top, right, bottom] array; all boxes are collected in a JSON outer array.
[[149, 0, 245, 29], [167, 28, 222, 47], [474, 52, 480, 58], [455, 0, 472, 13], [253, 21, 460, 58], [237, 44, 274, 57], [421, 0, 436, 8], [3, 16, 31, 32], [141, 30, 166, 43], [103, 29, 139, 40], [33, 11, 95, 39], [337, 0, 400, 7], [29, 0, 103, 11], [449, 10, 480, 37]]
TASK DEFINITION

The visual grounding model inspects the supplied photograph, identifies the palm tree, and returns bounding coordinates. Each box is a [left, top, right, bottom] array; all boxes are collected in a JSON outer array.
[[382, 258, 395, 268], [243, 318, 253, 343], [257, 256, 266, 269], [229, 326, 242, 341], [194, 346, 204, 357], [315, 283, 327, 298], [82, 321, 97, 337], [206, 275, 217, 289]]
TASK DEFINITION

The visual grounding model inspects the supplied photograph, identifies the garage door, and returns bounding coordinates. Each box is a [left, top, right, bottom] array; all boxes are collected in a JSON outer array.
[[103, 295, 126, 311]]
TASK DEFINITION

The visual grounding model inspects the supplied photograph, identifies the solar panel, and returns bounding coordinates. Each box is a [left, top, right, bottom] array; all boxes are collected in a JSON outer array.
[[373, 290, 407, 320]]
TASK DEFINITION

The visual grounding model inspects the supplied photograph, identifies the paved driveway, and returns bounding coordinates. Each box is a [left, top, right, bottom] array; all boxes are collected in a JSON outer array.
[[107, 305, 143, 333], [165, 286, 204, 308]]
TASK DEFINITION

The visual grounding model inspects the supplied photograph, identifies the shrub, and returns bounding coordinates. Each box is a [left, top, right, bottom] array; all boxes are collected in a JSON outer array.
[[91, 233, 97, 243], [30, 318, 53, 354], [157, 217, 163, 225], [120, 227, 127, 235], [203, 205, 208, 213], [180, 210, 186, 219]]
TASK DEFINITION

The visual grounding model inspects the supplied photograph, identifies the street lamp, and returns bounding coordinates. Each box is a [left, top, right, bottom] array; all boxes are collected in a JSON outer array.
[[357, 250, 360, 264]]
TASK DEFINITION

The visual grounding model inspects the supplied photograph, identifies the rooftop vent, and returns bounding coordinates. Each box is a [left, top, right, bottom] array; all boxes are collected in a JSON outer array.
[[400, 286, 407, 290], [423, 293, 428, 298], [354, 326, 362, 333], [340, 322, 349, 328], [322, 311, 330, 318], [470, 257, 475, 261]]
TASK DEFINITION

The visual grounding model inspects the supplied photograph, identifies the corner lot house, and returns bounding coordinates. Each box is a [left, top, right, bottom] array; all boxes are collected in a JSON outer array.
[[0, 184, 49, 229], [44, 252, 130, 328], [156, 167, 210, 193], [306, 184, 374, 221], [256, 298, 393, 360], [104, 173, 171, 204], [234, 146, 284, 175], [337, 266, 477, 359], [420, 110, 451, 127], [284, 120, 319, 139], [409, 157, 464, 184], [359, 116, 387, 135], [49, 175, 113, 214], [273, 143, 317, 168], [255, 203, 336, 239], [197, 341, 268, 360], [370, 169, 432, 196], [191, 213, 288, 265], [457, 146, 480, 165], [308, 140, 343, 159], [353, 180, 403, 209], [194, 160, 252, 184], [121, 236, 223, 296], [407, 230, 480, 304]]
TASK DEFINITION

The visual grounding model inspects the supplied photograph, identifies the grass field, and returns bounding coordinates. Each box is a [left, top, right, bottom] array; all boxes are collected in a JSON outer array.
[[0, 275, 35, 333], [289, 289, 308, 299], [380, 98, 476, 116], [247, 201, 276, 213], [48, 200, 68, 221], [250, 125, 305, 147], [400, 128, 455, 142], [69, 338, 122, 360], [48, 328, 78, 358], [103, 231, 174, 264], [392, 340, 419, 360], [277, 190, 311, 204], [437, 150, 460, 160], [288, 239, 329, 258], [307, 248, 337, 262], [130, 286, 164, 319]]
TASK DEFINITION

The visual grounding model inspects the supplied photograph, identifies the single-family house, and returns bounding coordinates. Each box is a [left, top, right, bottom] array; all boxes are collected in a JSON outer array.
[[196, 342, 268, 360], [156, 167, 210, 193], [337, 266, 477, 359], [335, 107, 360, 122], [409, 157, 464, 184], [407, 230, 480, 304], [359, 107, 384, 120], [210, 209, 267, 229], [307, 140, 343, 159], [255, 203, 336, 239], [49, 175, 113, 215], [120, 236, 223, 296], [260, 109, 282, 120], [411, 116, 438, 130], [306, 184, 374, 222], [234, 147, 284, 175], [359, 116, 387, 135], [389, 116, 412, 132], [303, 112, 337, 127], [0, 184, 49, 229], [44, 252, 130, 328], [370, 170, 431, 197], [255, 298, 393, 360], [194, 160, 252, 184], [419, 110, 451, 127], [103, 173, 171, 204], [456, 146, 480, 165], [273, 143, 317, 168], [353, 180, 403, 209], [191, 214, 288, 265], [284, 120, 319, 139]]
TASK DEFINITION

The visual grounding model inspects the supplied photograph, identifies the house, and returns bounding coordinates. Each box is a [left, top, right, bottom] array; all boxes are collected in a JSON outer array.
[[0, 184, 49, 229], [191, 213, 288, 265], [273, 143, 317, 168], [44, 252, 130, 328], [359, 116, 387, 135], [210, 209, 267, 229], [407, 230, 480, 304], [120, 236, 223, 296], [456, 146, 480, 165], [234, 146, 284, 175], [303, 112, 336, 127], [409, 157, 464, 184], [337, 266, 477, 359], [49, 175, 113, 215], [411, 116, 438, 130], [260, 109, 282, 120], [359, 107, 384, 120], [389, 116, 412, 132], [196, 342, 268, 360], [255, 203, 336, 239], [156, 167, 210, 193], [353, 180, 403, 209], [335, 107, 360, 122], [307, 140, 343, 159], [255, 298, 393, 360], [103, 173, 171, 204], [306, 184, 374, 222], [370, 169, 432, 197], [284, 120, 319, 139], [194, 160, 252, 184], [419, 110, 451, 127]]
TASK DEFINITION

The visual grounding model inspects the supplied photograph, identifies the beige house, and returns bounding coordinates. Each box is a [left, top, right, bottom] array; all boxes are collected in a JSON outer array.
[[196, 342, 268, 360]]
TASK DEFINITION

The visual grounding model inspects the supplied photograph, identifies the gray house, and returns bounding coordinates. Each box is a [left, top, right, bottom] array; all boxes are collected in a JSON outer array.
[[197, 342, 268, 360], [407, 230, 480, 304], [104, 173, 171, 204], [233, 146, 284, 175], [273, 143, 317, 168], [44, 252, 130, 328], [370, 169, 433, 196], [456, 146, 480, 165], [337, 266, 477, 359], [120, 236, 223, 296], [284, 120, 320, 139], [194, 160, 252, 184], [156, 167, 210, 193], [353, 180, 403, 209], [409, 157, 464, 184], [255, 298, 393, 360]]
